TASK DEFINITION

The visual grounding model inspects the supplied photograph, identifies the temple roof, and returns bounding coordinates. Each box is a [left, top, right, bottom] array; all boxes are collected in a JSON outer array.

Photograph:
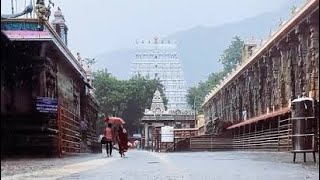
[[244, 36, 257, 46], [52, 7, 66, 25], [147, 89, 167, 115], [151, 90, 164, 104]]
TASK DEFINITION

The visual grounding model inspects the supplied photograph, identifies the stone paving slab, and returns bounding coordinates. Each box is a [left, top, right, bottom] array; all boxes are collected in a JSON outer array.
[[1, 150, 319, 180]]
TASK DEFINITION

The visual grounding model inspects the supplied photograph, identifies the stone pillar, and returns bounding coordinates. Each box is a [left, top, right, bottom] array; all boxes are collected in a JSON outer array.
[[277, 41, 289, 108], [210, 98, 216, 119], [203, 105, 207, 121], [224, 89, 229, 121], [207, 102, 211, 119], [213, 101, 217, 120], [269, 47, 281, 111], [144, 123, 149, 148], [219, 92, 223, 119], [236, 78, 242, 120], [225, 89, 228, 121], [265, 52, 273, 113], [295, 25, 309, 96], [65, 29, 68, 46], [39, 70, 46, 97], [219, 90, 223, 121], [239, 75, 246, 120], [39, 42, 48, 97], [60, 25, 66, 45], [253, 63, 259, 116], [39, 42, 48, 57], [230, 86, 233, 121], [244, 71, 249, 118], [259, 56, 267, 114], [204, 105, 209, 122], [247, 68, 254, 118], [308, 15, 319, 100], [288, 34, 299, 100], [209, 101, 213, 120], [231, 83, 237, 122]]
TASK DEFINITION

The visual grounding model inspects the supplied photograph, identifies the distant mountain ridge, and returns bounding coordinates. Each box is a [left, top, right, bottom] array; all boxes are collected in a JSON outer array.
[[94, 2, 295, 87]]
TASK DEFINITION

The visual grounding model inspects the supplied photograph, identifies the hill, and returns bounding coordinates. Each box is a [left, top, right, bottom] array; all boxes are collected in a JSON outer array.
[[94, 3, 295, 87]]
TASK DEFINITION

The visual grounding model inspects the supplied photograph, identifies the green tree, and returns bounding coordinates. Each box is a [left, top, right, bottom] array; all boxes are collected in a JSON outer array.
[[186, 72, 225, 114], [93, 71, 167, 135], [121, 75, 167, 134], [93, 70, 123, 115], [207, 71, 226, 90], [219, 36, 244, 73], [186, 36, 243, 112], [186, 86, 204, 113], [93, 70, 123, 135], [84, 58, 96, 66]]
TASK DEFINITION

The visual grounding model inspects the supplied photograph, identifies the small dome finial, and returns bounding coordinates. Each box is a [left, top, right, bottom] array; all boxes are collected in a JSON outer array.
[[154, 36, 158, 44]]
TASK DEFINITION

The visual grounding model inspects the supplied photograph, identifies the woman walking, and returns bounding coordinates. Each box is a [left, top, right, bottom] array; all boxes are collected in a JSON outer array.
[[104, 123, 113, 157], [117, 125, 128, 157]]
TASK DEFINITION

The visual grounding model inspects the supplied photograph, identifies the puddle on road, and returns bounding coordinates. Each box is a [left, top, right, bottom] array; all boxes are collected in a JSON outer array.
[[1, 157, 117, 180]]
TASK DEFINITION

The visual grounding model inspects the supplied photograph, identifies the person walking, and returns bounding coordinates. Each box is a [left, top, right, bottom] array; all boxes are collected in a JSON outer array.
[[104, 123, 113, 157], [117, 125, 128, 157]]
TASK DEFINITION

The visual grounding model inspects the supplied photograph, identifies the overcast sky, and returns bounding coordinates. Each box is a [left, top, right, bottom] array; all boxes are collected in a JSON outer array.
[[2, 0, 302, 59]]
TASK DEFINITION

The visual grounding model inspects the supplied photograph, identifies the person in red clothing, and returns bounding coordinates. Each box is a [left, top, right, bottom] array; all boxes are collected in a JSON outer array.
[[104, 123, 113, 157], [117, 125, 128, 157]]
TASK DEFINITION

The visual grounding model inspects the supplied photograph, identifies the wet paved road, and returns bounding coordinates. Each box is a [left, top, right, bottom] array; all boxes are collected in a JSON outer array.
[[1, 150, 319, 180]]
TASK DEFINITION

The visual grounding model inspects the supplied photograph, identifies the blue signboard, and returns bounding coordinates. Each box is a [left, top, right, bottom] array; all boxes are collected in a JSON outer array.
[[36, 97, 58, 113], [1, 21, 44, 31]]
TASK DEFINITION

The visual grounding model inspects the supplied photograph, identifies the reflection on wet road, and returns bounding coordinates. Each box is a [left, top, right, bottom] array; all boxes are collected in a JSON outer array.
[[1, 150, 319, 180]]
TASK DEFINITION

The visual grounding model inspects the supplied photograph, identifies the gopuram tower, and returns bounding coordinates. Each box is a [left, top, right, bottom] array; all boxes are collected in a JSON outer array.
[[131, 37, 189, 111]]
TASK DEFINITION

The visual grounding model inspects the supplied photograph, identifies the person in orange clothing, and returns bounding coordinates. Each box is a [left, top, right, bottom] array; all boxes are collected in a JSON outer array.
[[117, 125, 128, 157]]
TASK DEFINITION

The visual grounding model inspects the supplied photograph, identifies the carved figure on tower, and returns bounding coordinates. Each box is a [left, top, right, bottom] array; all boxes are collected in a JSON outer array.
[[35, 0, 54, 21]]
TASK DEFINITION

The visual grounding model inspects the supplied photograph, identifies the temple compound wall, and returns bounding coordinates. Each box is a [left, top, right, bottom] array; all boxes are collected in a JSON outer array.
[[1, 6, 99, 157], [201, 0, 319, 151]]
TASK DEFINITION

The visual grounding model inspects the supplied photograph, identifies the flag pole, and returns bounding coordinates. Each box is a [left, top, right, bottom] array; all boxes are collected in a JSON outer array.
[[11, 0, 14, 14]]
